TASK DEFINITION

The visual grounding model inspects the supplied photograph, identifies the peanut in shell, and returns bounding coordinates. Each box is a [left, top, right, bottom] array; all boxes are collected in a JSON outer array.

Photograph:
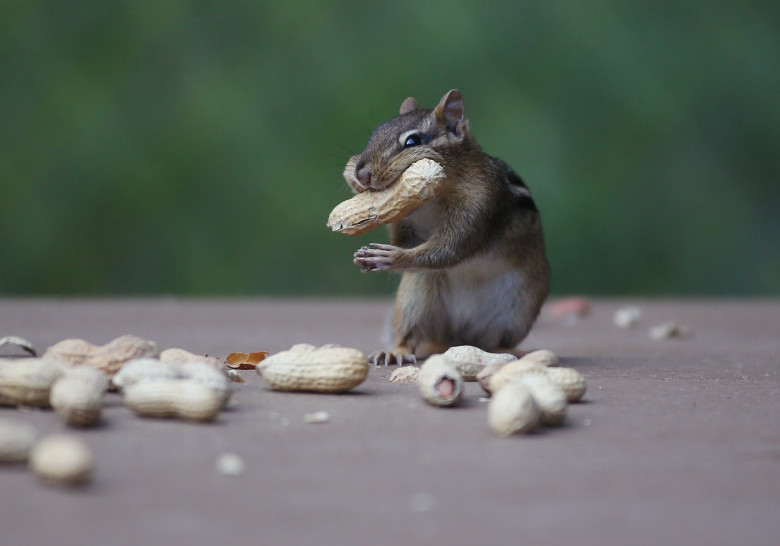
[[487, 382, 540, 436], [257, 345, 369, 393], [441, 345, 517, 381], [124, 379, 222, 422], [44, 334, 158, 379], [0, 358, 62, 407], [327, 159, 446, 235], [29, 434, 94, 487], [0, 419, 39, 463], [50, 367, 109, 427]]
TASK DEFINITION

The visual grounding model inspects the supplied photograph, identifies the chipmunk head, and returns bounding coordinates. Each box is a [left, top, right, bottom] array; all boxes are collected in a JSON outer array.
[[344, 89, 470, 192]]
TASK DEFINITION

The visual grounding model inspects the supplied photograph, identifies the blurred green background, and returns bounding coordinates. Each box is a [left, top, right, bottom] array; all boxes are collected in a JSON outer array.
[[1, 1, 777, 296]]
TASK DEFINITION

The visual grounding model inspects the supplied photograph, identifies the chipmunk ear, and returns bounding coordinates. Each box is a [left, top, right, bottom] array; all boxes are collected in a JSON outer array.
[[399, 97, 418, 115], [434, 89, 465, 138]]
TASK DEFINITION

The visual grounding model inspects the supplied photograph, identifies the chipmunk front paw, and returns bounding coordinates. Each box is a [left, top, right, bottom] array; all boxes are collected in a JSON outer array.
[[354, 243, 402, 272]]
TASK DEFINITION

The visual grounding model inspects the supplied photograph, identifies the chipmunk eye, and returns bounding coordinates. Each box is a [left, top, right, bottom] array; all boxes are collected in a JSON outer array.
[[403, 134, 422, 148]]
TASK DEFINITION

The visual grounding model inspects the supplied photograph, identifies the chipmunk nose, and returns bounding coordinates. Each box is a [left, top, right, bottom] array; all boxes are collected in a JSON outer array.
[[356, 165, 372, 187]]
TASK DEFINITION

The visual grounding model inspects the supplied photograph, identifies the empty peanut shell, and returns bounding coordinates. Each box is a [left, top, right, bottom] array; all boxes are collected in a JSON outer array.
[[417, 355, 464, 407]]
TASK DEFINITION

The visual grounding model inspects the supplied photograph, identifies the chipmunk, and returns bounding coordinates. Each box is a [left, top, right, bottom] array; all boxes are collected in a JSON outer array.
[[344, 89, 550, 365]]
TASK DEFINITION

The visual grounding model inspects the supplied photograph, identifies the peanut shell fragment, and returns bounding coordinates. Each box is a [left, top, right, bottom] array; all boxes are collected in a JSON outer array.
[[389, 366, 421, 383], [215, 452, 246, 476], [225, 351, 268, 370], [0, 336, 37, 356], [648, 321, 694, 340], [257, 345, 369, 393], [304, 411, 331, 424], [613, 306, 643, 328], [327, 159, 446, 235]]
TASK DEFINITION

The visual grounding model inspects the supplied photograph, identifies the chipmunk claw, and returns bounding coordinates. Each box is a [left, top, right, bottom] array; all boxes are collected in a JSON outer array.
[[369, 349, 417, 366], [354, 243, 401, 272]]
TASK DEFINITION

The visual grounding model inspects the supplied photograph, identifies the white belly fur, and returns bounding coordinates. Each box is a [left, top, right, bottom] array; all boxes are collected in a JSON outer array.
[[401, 201, 536, 349], [440, 254, 529, 348]]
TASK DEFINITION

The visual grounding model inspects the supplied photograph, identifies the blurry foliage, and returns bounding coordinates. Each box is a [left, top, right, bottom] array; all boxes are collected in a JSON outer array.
[[1, 1, 777, 296]]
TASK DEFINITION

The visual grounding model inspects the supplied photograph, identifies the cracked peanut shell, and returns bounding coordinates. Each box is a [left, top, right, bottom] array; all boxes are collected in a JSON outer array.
[[417, 355, 464, 407]]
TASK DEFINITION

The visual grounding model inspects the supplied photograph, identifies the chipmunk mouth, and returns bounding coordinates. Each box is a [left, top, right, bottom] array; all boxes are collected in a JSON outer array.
[[369, 167, 408, 192], [348, 161, 419, 193], [356, 176, 395, 193], [370, 179, 398, 192], [348, 178, 368, 193]]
